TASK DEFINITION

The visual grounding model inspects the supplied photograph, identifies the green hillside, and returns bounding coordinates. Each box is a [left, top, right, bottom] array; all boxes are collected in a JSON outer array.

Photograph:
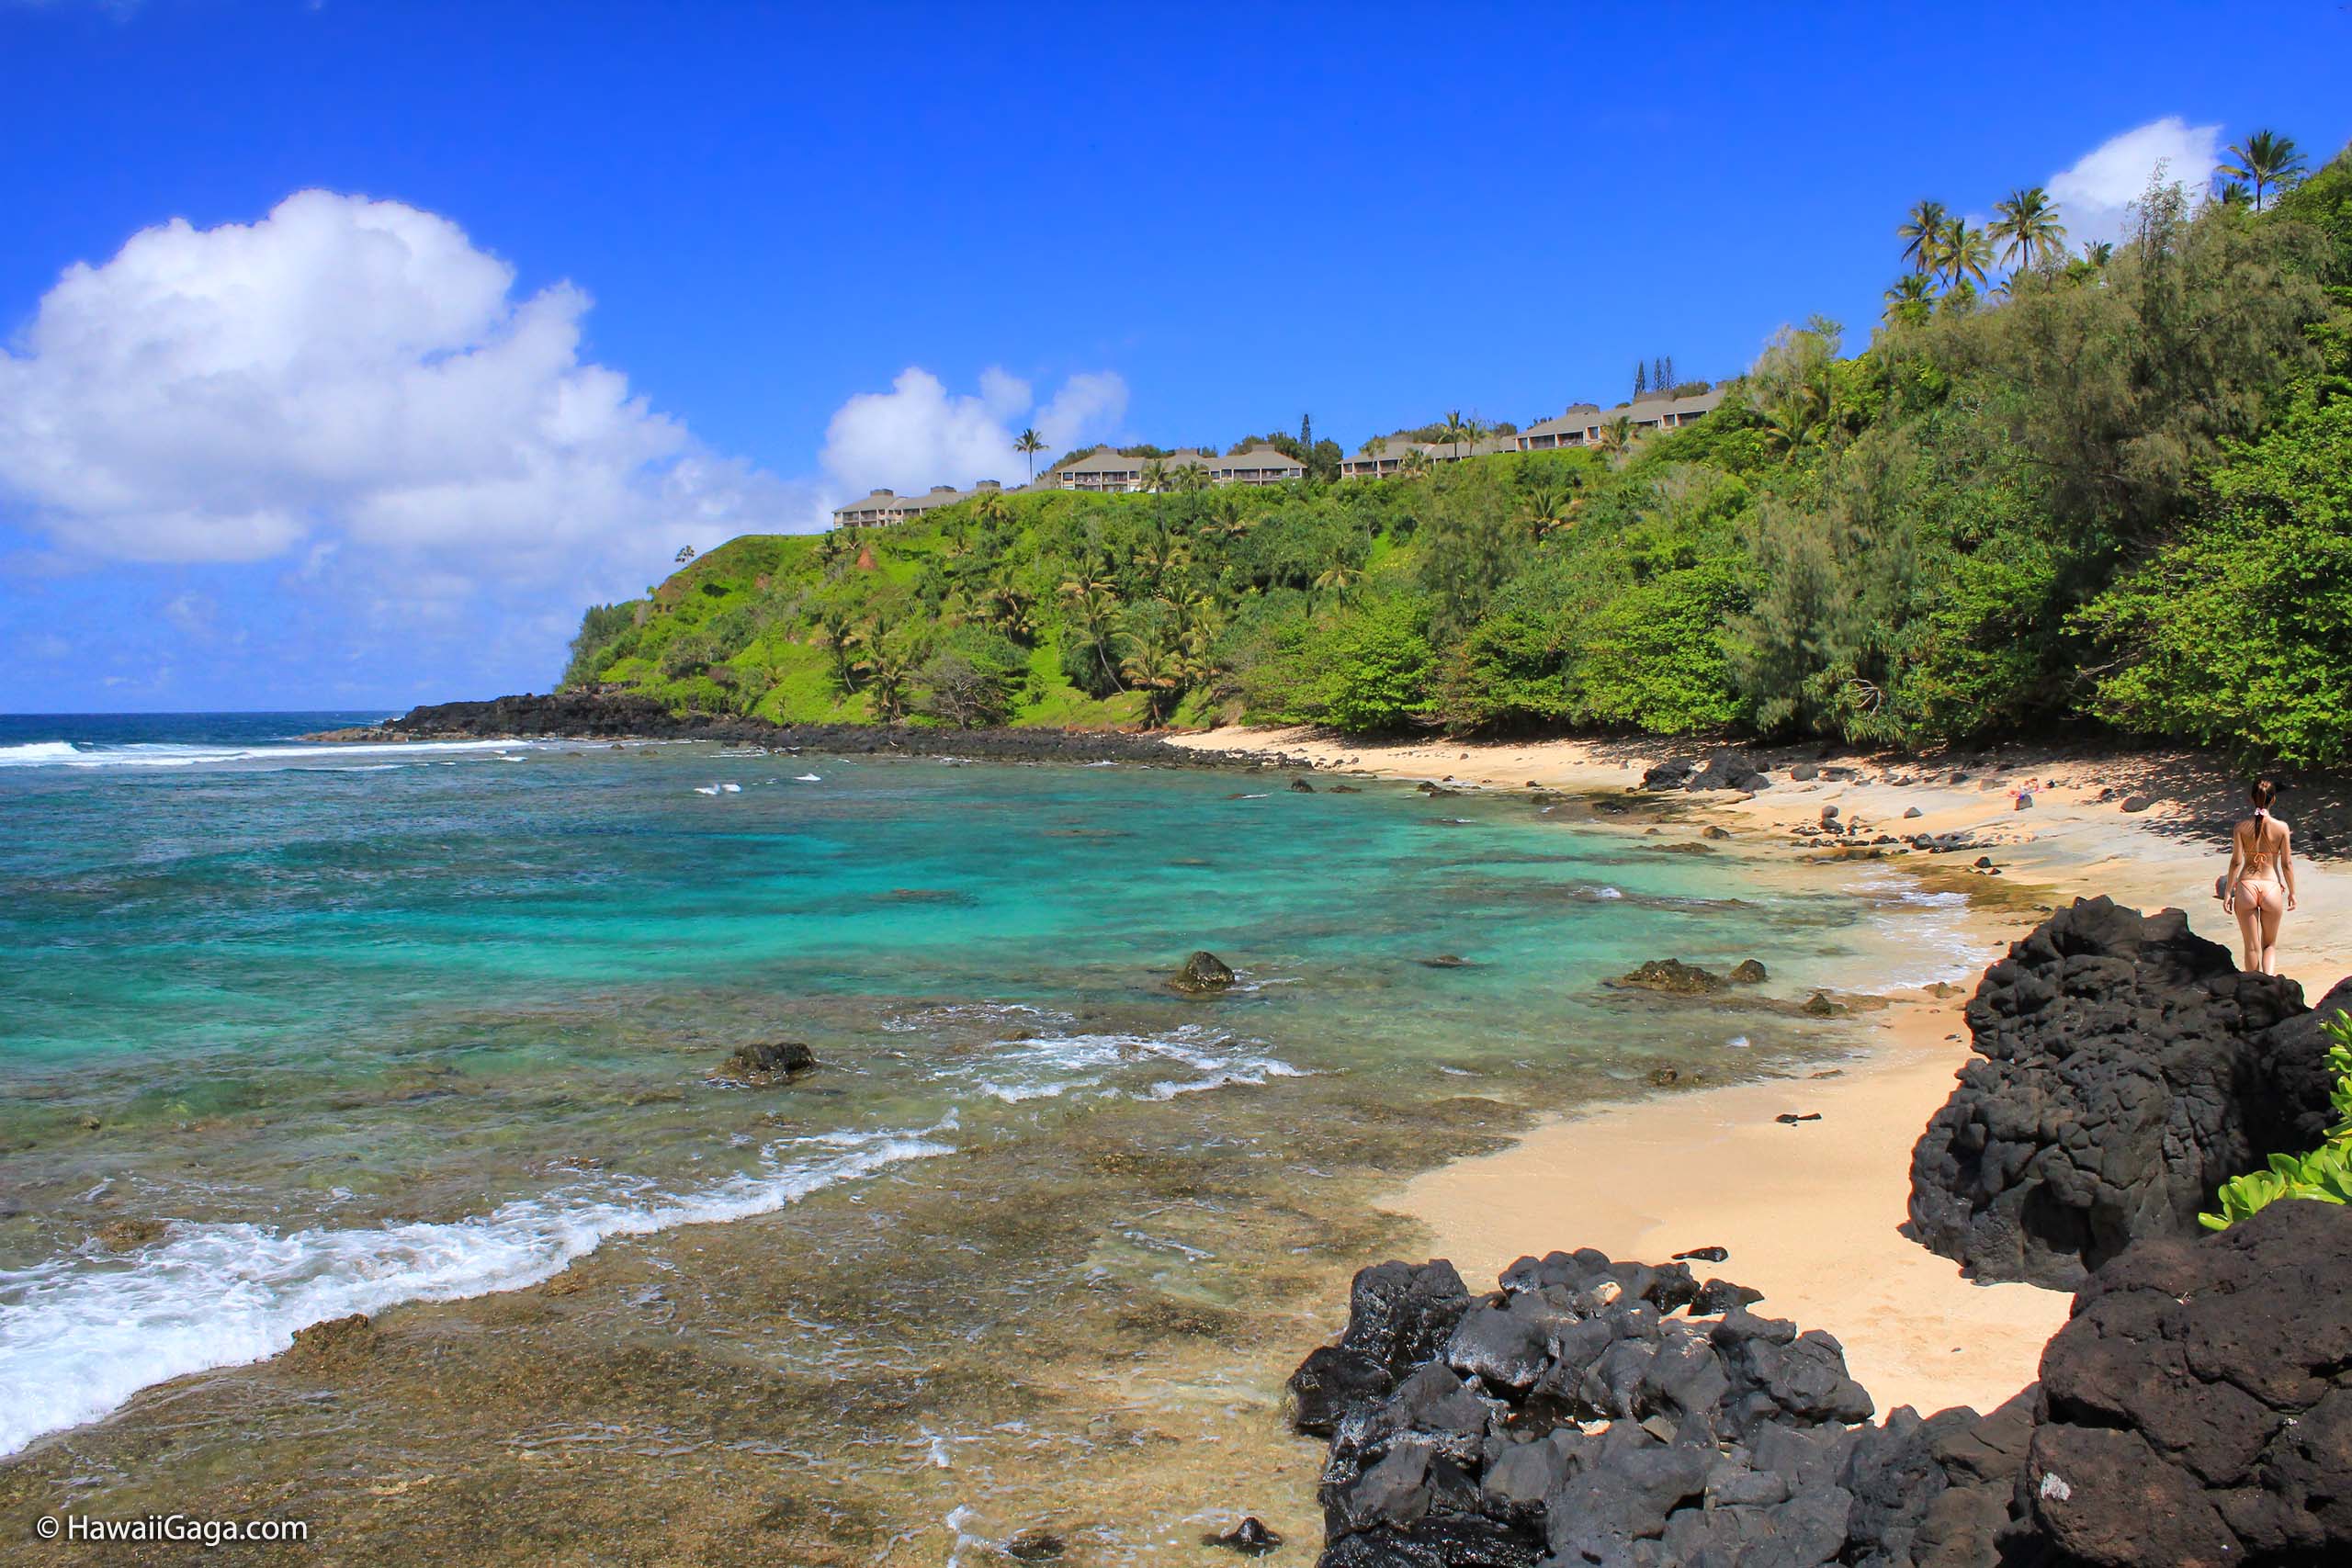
[[566, 146, 2352, 761]]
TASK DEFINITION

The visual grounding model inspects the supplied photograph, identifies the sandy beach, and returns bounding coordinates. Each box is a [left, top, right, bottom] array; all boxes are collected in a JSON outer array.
[[1167, 725, 2352, 1418]]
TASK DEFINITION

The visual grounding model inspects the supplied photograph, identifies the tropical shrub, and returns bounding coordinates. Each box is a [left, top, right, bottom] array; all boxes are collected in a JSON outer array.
[[2200, 1013, 2352, 1229]]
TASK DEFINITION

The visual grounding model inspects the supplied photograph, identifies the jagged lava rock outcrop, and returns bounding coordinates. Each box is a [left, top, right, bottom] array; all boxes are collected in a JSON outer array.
[[1285, 1250, 2056, 1567], [1290, 1212, 2352, 1564], [317, 691, 1317, 768], [1905, 897, 2337, 1290], [2027, 1196, 2352, 1567]]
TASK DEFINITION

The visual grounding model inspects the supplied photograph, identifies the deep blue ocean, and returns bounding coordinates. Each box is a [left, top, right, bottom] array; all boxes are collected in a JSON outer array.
[[0, 713, 1975, 1463]]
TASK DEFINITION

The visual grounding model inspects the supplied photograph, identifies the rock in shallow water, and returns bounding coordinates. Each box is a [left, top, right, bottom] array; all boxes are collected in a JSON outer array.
[[1170, 950, 1237, 994], [1204, 1517, 1282, 1554], [1616, 959, 1727, 996], [721, 1041, 817, 1080]]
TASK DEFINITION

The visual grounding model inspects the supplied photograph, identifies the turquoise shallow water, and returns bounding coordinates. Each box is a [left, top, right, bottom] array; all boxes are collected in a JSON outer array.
[[0, 717, 1970, 1462]]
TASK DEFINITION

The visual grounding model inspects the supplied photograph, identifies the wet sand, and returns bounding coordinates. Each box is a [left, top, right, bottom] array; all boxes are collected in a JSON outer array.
[[1169, 725, 2352, 1417]]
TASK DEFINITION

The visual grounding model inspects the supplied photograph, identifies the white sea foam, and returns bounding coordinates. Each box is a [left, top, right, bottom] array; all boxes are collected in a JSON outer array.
[[949, 1023, 1306, 1107], [1848, 874, 1988, 990], [0, 741, 85, 765], [0, 1123, 952, 1459], [0, 739, 537, 771], [794, 773, 822, 783]]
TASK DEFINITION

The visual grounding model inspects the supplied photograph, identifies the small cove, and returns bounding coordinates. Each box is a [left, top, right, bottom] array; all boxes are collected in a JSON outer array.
[[0, 725, 1981, 1558]]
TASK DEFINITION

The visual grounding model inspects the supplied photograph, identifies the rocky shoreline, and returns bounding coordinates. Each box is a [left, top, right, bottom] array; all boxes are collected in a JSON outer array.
[[1290, 898, 2352, 1566], [308, 691, 1316, 770]]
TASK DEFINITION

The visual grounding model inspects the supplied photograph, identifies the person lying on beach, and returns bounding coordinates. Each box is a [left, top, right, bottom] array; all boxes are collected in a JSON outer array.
[[2221, 780, 2296, 976]]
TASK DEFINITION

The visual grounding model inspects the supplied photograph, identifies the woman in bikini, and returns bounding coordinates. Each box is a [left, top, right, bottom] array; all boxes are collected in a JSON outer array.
[[2222, 780, 2297, 976]]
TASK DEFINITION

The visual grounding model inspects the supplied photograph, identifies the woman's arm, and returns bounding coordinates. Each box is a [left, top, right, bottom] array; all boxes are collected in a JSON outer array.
[[2283, 825, 2298, 910], [2225, 825, 2245, 911]]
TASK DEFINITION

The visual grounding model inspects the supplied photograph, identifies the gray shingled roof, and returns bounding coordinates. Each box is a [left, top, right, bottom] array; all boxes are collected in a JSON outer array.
[[1058, 449, 1147, 474]]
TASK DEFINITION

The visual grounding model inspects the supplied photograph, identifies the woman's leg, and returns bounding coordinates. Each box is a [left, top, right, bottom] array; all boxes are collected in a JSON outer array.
[[2258, 889, 2287, 976], [2234, 889, 2265, 971]]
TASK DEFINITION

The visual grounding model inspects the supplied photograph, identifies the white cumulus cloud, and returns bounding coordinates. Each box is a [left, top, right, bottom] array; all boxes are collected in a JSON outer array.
[[819, 365, 1128, 495], [0, 189, 816, 593], [2048, 115, 2223, 248]]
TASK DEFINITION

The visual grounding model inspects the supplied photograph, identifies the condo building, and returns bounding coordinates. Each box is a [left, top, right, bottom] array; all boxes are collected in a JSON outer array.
[[830, 479, 1008, 529], [1511, 389, 1724, 450], [827, 388, 1724, 524]]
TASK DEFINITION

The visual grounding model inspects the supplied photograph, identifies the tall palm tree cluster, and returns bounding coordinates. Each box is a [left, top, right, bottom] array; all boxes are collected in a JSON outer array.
[[1886, 188, 2069, 324], [1881, 129, 2308, 329]]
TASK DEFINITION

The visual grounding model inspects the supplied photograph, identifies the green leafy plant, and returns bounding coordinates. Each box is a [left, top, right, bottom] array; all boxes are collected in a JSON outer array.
[[2200, 1012, 2352, 1229]]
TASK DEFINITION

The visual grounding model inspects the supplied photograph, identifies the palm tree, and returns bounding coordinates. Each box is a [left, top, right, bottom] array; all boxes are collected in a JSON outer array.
[[1136, 528, 1190, 589], [979, 572, 1037, 642], [970, 489, 1013, 534], [1204, 491, 1253, 542], [1170, 460, 1210, 494], [1014, 427, 1048, 480], [817, 607, 865, 692], [1441, 410, 1470, 461], [1312, 561, 1365, 604], [1595, 415, 1635, 460], [1138, 457, 1170, 495], [1882, 273, 1936, 328], [1067, 588, 1125, 691], [2082, 239, 2115, 267], [1759, 400, 1823, 463], [673, 544, 697, 564], [1160, 586, 1217, 642], [1121, 635, 1186, 728], [1988, 186, 2067, 270], [1059, 547, 1119, 602], [2216, 130, 2306, 212], [1937, 218, 1992, 288], [1519, 485, 1573, 541], [1897, 198, 1950, 275], [1397, 447, 1433, 480], [866, 637, 915, 721]]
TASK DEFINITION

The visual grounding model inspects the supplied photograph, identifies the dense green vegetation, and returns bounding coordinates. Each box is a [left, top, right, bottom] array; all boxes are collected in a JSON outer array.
[[2202, 1012, 2352, 1230], [564, 141, 2352, 761]]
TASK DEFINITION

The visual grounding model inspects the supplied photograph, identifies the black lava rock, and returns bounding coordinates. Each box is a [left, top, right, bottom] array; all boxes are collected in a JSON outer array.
[[351, 693, 1323, 773], [1642, 760, 1698, 791], [1687, 753, 1769, 792], [1904, 897, 2334, 1289], [1204, 1517, 1282, 1555], [721, 1041, 816, 1079], [2030, 1198, 2352, 1566], [1170, 950, 1238, 994], [1617, 959, 1727, 995], [1291, 1250, 1893, 1568]]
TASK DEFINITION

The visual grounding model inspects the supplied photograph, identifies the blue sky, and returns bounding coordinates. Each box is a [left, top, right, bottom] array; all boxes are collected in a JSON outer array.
[[2, 0, 2346, 713]]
